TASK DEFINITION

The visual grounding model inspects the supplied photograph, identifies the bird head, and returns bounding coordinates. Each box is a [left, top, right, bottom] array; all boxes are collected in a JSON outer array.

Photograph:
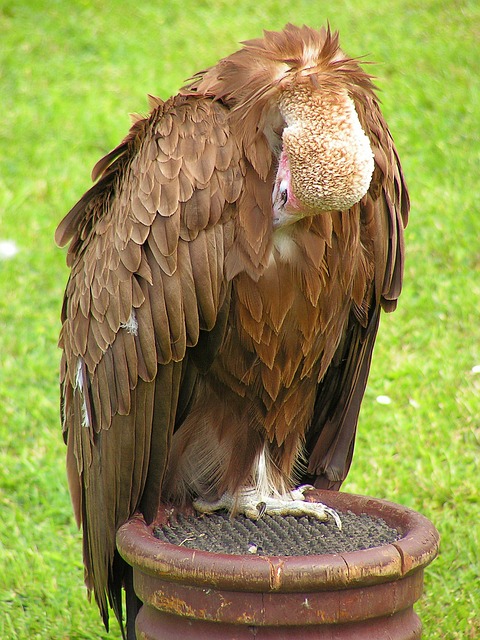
[[183, 24, 376, 228], [272, 82, 374, 227]]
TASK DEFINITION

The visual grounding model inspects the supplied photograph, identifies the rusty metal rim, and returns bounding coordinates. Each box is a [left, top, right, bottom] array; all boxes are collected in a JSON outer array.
[[116, 490, 439, 593]]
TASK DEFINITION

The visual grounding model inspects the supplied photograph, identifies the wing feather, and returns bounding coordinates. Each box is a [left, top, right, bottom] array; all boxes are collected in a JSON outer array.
[[110, 334, 131, 416], [57, 94, 243, 634]]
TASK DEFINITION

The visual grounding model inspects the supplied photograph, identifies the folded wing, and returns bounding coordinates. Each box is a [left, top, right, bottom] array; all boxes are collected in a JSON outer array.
[[57, 95, 243, 631]]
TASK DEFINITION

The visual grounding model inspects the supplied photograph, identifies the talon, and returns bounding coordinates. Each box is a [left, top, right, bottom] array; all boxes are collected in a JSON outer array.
[[256, 501, 267, 518], [289, 484, 315, 501], [193, 489, 342, 531], [325, 506, 342, 530], [297, 484, 315, 492]]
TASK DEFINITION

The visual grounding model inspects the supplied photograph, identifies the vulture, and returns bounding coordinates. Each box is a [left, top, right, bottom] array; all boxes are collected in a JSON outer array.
[[56, 24, 409, 638]]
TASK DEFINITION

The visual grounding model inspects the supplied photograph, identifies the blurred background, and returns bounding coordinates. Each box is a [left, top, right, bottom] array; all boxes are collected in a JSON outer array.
[[0, 1, 478, 637]]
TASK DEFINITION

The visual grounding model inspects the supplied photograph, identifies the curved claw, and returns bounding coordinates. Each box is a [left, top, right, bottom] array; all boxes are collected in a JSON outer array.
[[256, 501, 267, 518], [323, 506, 342, 530]]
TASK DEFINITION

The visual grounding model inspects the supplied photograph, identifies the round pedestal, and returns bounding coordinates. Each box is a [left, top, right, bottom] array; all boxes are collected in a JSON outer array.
[[116, 490, 439, 639]]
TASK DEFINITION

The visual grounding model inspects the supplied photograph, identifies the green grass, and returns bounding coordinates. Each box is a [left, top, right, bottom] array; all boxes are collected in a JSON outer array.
[[0, 0, 478, 637]]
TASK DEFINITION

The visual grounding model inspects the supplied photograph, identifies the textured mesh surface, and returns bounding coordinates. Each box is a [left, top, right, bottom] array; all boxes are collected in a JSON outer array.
[[154, 511, 400, 556]]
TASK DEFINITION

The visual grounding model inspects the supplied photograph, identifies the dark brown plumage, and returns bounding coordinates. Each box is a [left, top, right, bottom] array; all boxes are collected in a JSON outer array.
[[56, 24, 408, 637]]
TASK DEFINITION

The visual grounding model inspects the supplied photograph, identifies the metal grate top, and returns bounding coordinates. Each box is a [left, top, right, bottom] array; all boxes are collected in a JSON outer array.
[[154, 511, 400, 556]]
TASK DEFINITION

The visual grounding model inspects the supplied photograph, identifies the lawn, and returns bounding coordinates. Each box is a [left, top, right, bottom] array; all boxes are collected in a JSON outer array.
[[0, 0, 478, 638]]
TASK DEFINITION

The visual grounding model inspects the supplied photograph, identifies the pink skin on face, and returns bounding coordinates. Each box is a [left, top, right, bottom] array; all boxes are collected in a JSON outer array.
[[272, 150, 303, 228]]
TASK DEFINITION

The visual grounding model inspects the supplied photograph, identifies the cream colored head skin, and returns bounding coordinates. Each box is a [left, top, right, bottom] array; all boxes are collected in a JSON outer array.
[[272, 85, 374, 228]]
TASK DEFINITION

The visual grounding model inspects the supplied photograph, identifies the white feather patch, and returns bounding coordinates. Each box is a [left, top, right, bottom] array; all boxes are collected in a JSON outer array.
[[254, 445, 283, 499], [75, 357, 90, 428], [121, 308, 139, 335]]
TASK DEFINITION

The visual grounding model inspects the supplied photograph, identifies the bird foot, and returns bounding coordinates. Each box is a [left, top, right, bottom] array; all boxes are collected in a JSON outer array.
[[193, 485, 342, 529]]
